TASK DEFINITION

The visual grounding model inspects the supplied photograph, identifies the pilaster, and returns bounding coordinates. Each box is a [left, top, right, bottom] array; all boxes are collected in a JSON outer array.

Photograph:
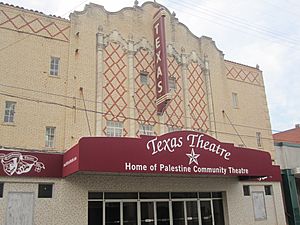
[[95, 31, 105, 136], [128, 37, 136, 137]]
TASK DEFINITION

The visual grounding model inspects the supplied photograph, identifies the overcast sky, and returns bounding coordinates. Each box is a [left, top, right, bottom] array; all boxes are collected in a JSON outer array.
[[2, 0, 299, 132]]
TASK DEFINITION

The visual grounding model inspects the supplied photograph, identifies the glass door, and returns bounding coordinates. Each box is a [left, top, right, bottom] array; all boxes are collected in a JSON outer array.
[[186, 201, 198, 225], [88, 192, 225, 225], [200, 201, 213, 225], [123, 202, 138, 225], [105, 202, 120, 225], [141, 202, 155, 225], [172, 202, 185, 225], [88, 201, 103, 225], [212, 200, 224, 225], [156, 202, 170, 225]]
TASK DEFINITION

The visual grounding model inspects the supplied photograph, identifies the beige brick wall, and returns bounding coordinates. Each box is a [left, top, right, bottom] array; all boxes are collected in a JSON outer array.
[[0, 2, 275, 157], [0, 5, 70, 151]]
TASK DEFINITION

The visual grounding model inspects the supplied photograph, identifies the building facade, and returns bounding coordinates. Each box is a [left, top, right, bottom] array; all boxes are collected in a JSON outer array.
[[274, 125, 300, 225], [0, 1, 285, 225]]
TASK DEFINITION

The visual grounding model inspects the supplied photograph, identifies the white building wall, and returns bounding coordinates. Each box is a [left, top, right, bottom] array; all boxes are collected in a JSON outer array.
[[0, 175, 286, 225]]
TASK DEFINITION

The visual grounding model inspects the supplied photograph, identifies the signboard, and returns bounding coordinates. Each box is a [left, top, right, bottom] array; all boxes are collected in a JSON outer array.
[[0, 131, 281, 181], [63, 131, 280, 180], [0, 150, 62, 177], [153, 8, 171, 114]]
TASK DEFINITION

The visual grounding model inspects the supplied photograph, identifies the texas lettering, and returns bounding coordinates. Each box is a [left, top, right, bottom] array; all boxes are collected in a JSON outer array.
[[146, 136, 183, 155]]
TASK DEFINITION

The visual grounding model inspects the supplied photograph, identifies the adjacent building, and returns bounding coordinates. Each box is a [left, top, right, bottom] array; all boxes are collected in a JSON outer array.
[[274, 124, 300, 225], [0, 1, 286, 225]]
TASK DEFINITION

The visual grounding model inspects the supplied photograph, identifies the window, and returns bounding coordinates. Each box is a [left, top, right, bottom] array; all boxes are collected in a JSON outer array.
[[105, 192, 138, 199], [4, 101, 16, 123], [232, 92, 238, 108], [0, 183, 3, 198], [264, 185, 272, 195], [169, 76, 176, 91], [45, 127, 55, 147], [168, 126, 182, 133], [140, 71, 149, 85], [107, 120, 123, 137], [256, 132, 262, 147], [88, 192, 103, 200], [171, 192, 197, 198], [38, 184, 53, 198], [50, 57, 60, 76], [243, 185, 250, 196], [139, 124, 154, 136]]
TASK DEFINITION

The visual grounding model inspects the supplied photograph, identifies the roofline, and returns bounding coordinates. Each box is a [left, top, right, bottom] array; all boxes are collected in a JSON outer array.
[[0, 1, 69, 22], [273, 127, 300, 135], [224, 59, 262, 71]]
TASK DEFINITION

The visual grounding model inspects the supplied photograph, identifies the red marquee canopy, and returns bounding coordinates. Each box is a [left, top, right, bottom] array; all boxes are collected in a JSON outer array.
[[0, 131, 281, 181]]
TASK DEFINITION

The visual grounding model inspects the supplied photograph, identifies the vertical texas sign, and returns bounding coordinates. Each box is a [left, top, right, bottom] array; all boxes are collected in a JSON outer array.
[[153, 8, 171, 115]]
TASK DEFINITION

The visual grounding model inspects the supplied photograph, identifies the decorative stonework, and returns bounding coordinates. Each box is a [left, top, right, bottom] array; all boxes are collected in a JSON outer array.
[[225, 60, 263, 86], [103, 30, 128, 51], [186, 51, 205, 68], [133, 38, 153, 53], [0, 8, 70, 41], [167, 44, 181, 64], [103, 42, 128, 136], [187, 62, 208, 132]]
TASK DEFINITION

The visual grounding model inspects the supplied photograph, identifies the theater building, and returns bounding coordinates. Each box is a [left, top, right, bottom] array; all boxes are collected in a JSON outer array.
[[0, 1, 286, 225]]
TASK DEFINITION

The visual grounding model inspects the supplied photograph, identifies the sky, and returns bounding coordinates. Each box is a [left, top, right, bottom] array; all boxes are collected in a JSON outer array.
[[2, 0, 299, 133]]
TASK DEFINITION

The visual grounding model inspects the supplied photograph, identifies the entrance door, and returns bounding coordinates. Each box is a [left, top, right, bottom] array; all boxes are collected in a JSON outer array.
[[88, 192, 225, 225], [172, 201, 185, 225], [88, 201, 103, 225], [141, 202, 154, 225], [200, 201, 213, 225], [186, 201, 198, 225], [105, 202, 120, 225], [123, 202, 137, 225], [105, 202, 138, 225], [172, 201, 199, 225], [156, 202, 170, 225], [6, 192, 34, 225], [141, 201, 170, 225]]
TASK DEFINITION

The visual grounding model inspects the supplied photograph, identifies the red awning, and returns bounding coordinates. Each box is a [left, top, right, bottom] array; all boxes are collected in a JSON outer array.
[[62, 131, 281, 181], [0, 131, 281, 181]]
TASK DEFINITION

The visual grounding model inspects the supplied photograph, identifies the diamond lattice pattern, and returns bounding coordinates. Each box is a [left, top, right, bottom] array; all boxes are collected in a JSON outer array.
[[134, 49, 158, 135], [165, 57, 185, 129], [0, 9, 69, 41], [187, 62, 208, 132], [225, 62, 262, 86], [103, 42, 128, 136]]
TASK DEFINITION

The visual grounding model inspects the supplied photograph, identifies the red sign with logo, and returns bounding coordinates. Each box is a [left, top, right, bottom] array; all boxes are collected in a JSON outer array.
[[153, 9, 171, 115], [0, 150, 62, 177], [63, 131, 281, 181]]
